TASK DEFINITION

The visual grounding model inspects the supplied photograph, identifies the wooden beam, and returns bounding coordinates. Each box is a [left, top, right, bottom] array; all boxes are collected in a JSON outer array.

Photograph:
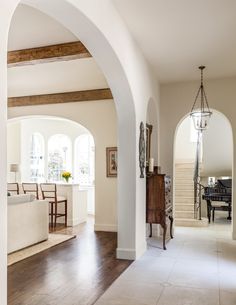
[[8, 41, 92, 67], [8, 89, 113, 107]]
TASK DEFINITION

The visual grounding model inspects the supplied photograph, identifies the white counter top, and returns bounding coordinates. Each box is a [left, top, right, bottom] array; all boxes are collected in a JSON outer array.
[[55, 182, 80, 187]]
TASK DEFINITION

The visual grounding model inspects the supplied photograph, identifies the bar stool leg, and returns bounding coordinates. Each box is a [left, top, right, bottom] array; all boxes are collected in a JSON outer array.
[[65, 200, 67, 227], [50, 202, 54, 227], [54, 202, 57, 228]]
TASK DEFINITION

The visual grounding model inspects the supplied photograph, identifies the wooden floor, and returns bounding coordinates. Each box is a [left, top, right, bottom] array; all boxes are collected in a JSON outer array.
[[8, 218, 132, 305]]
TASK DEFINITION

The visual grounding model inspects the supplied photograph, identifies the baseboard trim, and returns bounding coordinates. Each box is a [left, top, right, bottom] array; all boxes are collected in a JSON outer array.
[[58, 218, 86, 227], [116, 248, 137, 260], [116, 241, 147, 260], [232, 231, 236, 240], [175, 159, 195, 164], [94, 224, 117, 232]]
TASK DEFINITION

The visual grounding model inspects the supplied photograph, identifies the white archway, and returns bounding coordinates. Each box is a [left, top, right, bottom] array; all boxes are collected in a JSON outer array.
[[8, 114, 98, 210], [0, 1, 158, 303], [4, 0, 136, 262], [8, 108, 118, 235], [5, 0, 150, 259], [8, 116, 97, 218], [173, 109, 234, 230]]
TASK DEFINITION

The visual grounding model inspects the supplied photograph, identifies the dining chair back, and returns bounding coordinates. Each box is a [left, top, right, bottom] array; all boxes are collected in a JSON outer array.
[[22, 183, 39, 199], [7, 183, 19, 195]]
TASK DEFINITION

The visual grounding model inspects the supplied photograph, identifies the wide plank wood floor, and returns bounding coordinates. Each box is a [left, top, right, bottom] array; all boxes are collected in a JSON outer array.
[[8, 218, 132, 305]]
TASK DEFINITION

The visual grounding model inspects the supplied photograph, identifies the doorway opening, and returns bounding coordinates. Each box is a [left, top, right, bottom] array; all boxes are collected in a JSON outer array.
[[174, 110, 233, 235], [7, 116, 96, 227]]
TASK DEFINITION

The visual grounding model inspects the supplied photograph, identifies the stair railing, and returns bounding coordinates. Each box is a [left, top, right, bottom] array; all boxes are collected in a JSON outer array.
[[193, 131, 204, 220]]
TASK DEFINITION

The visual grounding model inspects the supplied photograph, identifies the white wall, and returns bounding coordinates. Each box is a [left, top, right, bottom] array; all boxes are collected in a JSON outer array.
[[7, 121, 21, 182], [202, 111, 233, 177], [175, 118, 196, 163], [146, 98, 159, 165], [8, 99, 118, 233], [160, 77, 235, 238]]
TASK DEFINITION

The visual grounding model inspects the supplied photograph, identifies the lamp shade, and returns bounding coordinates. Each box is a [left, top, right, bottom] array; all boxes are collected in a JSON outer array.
[[10, 164, 19, 173]]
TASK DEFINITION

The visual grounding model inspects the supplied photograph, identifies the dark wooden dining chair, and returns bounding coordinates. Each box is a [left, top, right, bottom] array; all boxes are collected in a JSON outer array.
[[22, 183, 39, 199], [7, 183, 19, 195], [40, 183, 67, 228]]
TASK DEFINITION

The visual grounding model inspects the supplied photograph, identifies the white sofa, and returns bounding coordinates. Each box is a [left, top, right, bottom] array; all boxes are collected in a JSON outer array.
[[8, 194, 49, 254]]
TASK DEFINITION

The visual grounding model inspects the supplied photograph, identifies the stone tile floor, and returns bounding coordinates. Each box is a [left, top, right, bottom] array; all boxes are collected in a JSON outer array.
[[95, 215, 236, 305]]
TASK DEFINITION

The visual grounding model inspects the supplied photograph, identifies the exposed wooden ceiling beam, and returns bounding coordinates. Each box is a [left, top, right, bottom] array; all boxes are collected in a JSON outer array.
[[8, 41, 92, 67], [8, 88, 113, 107]]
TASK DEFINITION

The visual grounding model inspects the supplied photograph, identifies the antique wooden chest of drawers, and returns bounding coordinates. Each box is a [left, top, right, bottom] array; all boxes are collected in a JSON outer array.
[[146, 173, 173, 250]]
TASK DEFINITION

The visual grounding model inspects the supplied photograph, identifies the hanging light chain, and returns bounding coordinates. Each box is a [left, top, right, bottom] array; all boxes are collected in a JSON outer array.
[[200, 67, 204, 112], [190, 65, 212, 131], [191, 66, 211, 114]]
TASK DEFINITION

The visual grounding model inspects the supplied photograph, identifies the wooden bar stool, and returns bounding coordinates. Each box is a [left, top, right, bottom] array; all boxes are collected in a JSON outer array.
[[22, 183, 39, 199], [40, 183, 67, 228], [7, 183, 19, 195]]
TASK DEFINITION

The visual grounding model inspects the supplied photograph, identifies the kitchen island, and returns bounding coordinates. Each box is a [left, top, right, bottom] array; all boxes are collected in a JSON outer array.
[[56, 183, 87, 226]]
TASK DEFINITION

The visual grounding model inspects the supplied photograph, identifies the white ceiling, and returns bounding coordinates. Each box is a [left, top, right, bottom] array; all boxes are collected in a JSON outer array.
[[113, 0, 236, 83], [8, 59, 108, 97], [8, 1, 236, 92], [8, 4, 77, 50], [8, 4, 108, 97]]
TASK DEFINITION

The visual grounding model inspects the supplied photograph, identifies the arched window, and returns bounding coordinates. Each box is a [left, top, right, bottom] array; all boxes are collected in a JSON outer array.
[[75, 134, 95, 185], [48, 134, 72, 182], [30, 133, 44, 182]]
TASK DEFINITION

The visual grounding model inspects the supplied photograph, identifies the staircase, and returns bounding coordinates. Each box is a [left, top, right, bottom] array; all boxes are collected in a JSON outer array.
[[175, 163, 208, 227]]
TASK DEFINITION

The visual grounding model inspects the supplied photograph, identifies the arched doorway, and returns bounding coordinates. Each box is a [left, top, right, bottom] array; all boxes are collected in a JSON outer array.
[[7, 115, 97, 224], [0, 0, 158, 302], [173, 110, 233, 232], [4, 0, 140, 263]]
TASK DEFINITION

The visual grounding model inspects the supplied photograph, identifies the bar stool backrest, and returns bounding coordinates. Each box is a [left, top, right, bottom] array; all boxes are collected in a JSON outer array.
[[40, 183, 57, 202], [7, 183, 19, 195], [22, 183, 39, 199]]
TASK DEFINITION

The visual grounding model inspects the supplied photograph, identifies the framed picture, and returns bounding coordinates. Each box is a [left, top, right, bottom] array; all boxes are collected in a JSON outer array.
[[106, 147, 117, 177]]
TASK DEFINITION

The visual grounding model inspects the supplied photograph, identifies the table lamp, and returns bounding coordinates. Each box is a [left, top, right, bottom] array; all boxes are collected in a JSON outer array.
[[10, 164, 19, 182]]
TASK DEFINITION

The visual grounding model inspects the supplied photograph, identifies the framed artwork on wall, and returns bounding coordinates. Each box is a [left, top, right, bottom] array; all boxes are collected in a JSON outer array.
[[106, 147, 117, 177], [139, 122, 146, 178]]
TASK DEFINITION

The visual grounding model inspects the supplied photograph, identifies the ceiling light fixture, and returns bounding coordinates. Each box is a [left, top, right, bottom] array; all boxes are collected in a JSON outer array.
[[190, 66, 212, 131]]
